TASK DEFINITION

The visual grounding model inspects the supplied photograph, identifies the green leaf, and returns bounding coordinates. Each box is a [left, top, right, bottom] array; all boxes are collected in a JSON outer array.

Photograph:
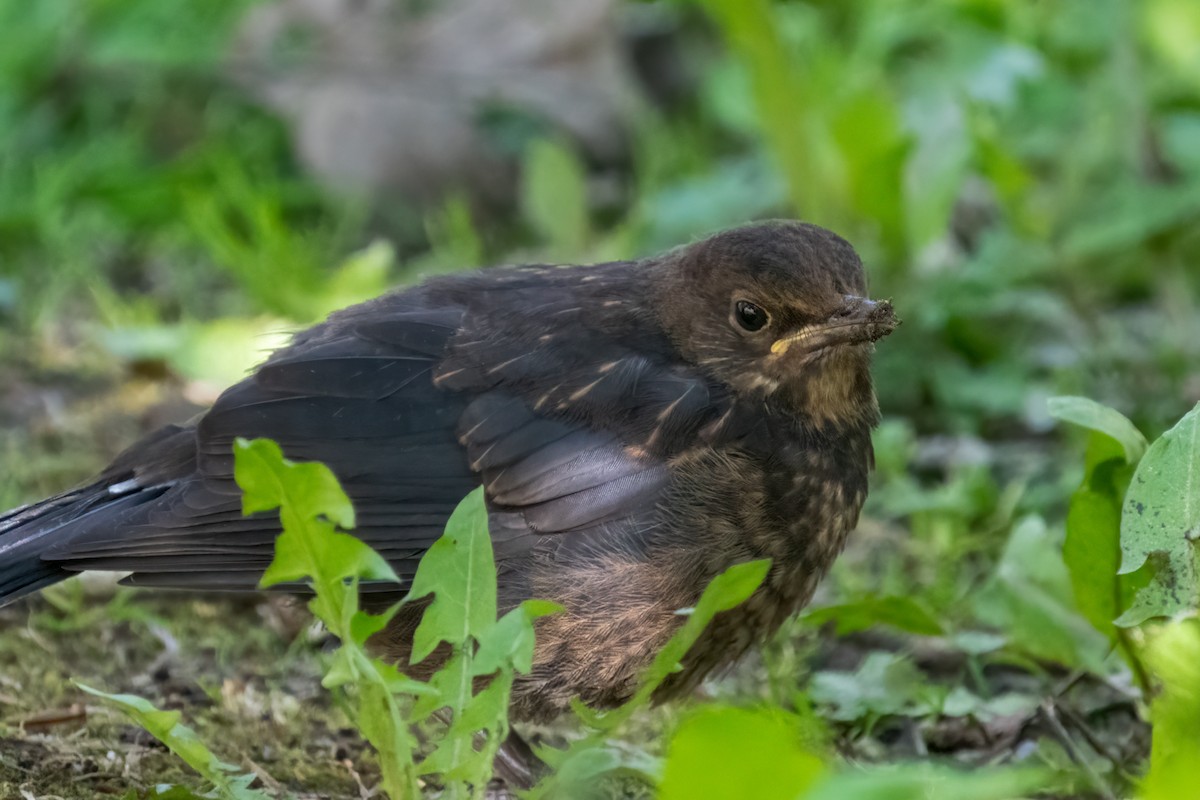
[[1063, 438, 1134, 634], [1048, 396, 1148, 463], [1117, 402, 1200, 625], [533, 745, 650, 797], [973, 516, 1109, 670], [633, 559, 771, 699], [660, 706, 826, 800], [803, 595, 944, 637], [76, 683, 270, 800], [937, 687, 1038, 721], [473, 599, 563, 677], [409, 487, 494, 664], [810, 653, 933, 722], [803, 763, 1049, 800], [232, 438, 421, 798], [232, 438, 397, 590], [233, 438, 355, 530], [1140, 619, 1200, 799]]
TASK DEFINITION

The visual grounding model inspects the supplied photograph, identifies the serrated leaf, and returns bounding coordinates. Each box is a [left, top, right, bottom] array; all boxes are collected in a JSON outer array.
[[422, 677, 512, 780], [474, 599, 563, 676], [1048, 395, 1148, 463], [76, 683, 270, 800], [233, 438, 355, 529], [233, 439, 397, 591], [374, 659, 440, 697], [1117, 403, 1200, 625], [232, 438, 421, 797], [321, 646, 358, 690], [350, 607, 395, 646], [256, 537, 310, 586], [409, 487, 494, 664]]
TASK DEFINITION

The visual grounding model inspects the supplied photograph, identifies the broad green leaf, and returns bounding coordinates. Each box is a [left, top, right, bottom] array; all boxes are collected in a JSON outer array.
[[1048, 396, 1148, 463], [660, 706, 826, 800], [350, 606, 395, 646], [810, 653, 934, 722], [76, 683, 270, 800], [321, 645, 359, 690], [803, 763, 1049, 800], [938, 687, 1038, 721], [973, 516, 1108, 670], [407, 486, 532, 794], [803, 595, 944, 636], [532, 745, 656, 798], [1062, 438, 1133, 633], [1061, 181, 1200, 262], [422, 599, 564, 782], [409, 487, 494, 664], [1117, 403, 1200, 625], [1140, 619, 1200, 799], [830, 86, 911, 263], [1052, 398, 1153, 683]]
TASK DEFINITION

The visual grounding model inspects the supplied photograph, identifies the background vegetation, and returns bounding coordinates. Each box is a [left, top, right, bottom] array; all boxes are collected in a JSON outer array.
[[1, 0, 1199, 797]]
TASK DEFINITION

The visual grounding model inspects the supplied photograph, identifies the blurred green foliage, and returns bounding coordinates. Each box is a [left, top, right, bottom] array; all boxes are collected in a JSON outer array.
[[4, 0, 1197, 431]]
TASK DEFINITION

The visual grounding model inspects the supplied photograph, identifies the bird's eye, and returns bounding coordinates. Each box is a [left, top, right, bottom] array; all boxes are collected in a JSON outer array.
[[733, 300, 770, 332]]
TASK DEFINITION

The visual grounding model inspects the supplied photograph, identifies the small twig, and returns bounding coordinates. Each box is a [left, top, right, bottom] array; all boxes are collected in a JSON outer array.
[[1115, 627, 1155, 699], [341, 758, 377, 799], [19, 703, 86, 733], [1056, 703, 1139, 785], [242, 755, 283, 793], [903, 717, 928, 758], [1051, 668, 1089, 699], [21, 789, 65, 800], [1039, 701, 1117, 800]]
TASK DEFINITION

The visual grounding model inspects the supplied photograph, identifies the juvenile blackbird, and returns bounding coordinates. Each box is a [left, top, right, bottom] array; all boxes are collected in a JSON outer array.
[[0, 220, 896, 723]]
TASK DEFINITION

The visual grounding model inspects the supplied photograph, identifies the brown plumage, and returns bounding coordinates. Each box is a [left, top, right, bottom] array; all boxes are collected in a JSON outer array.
[[0, 220, 896, 730]]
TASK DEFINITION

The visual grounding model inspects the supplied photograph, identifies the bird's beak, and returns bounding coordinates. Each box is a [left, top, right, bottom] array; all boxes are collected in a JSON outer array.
[[770, 296, 899, 356]]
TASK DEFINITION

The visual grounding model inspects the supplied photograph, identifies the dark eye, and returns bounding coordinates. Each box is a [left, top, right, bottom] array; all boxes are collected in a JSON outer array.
[[734, 300, 770, 332]]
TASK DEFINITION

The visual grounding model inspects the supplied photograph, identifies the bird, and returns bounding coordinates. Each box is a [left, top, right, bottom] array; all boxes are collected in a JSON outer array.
[[0, 219, 895, 735]]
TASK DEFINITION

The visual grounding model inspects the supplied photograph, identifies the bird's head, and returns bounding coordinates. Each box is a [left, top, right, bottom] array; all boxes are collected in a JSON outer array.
[[656, 220, 898, 426]]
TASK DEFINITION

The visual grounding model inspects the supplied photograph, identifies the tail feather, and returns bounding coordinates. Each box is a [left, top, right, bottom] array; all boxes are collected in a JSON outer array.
[[0, 424, 197, 606], [0, 485, 172, 605], [0, 488, 95, 604]]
